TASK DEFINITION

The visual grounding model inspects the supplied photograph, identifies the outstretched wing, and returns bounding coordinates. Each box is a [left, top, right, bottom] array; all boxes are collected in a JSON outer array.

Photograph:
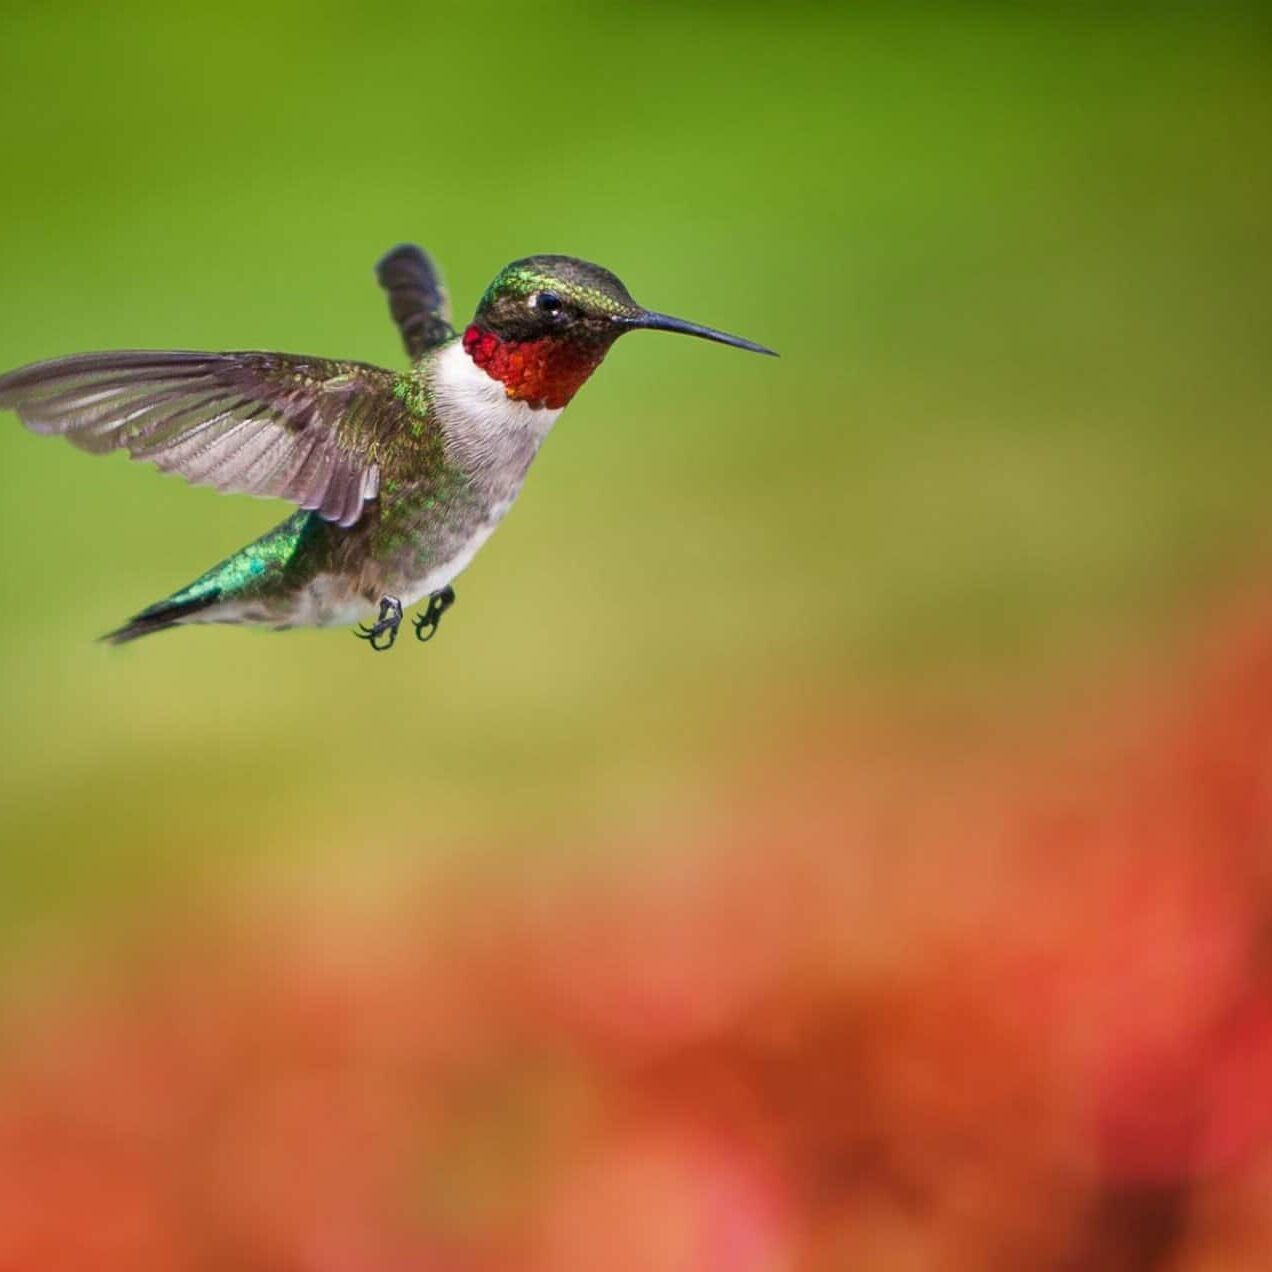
[[0, 350, 414, 527], [376, 244, 454, 359]]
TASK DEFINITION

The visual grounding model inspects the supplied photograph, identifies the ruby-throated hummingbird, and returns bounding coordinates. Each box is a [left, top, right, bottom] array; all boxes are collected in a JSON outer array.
[[0, 246, 775, 650]]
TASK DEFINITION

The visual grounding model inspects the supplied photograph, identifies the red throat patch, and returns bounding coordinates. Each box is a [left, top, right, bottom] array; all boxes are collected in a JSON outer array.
[[462, 324, 608, 410]]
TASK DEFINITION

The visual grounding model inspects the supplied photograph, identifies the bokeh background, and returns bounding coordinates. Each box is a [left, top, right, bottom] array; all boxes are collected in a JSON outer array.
[[1, 3, 1271, 1268]]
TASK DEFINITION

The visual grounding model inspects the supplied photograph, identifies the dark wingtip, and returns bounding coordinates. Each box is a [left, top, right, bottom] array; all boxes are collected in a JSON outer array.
[[376, 244, 452, 358], [374, 243, 428, 285]]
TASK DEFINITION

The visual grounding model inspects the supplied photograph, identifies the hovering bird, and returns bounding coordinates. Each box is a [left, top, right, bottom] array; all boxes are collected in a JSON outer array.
[[0, 246, 775, 650]]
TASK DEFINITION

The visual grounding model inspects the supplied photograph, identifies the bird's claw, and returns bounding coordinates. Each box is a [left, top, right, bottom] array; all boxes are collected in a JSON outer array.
[[353, 595, 403, 652], [413, 586, 455, 643]]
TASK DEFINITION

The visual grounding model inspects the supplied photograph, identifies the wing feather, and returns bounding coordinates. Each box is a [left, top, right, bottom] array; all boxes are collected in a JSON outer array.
[[376, 245, 453, 359], [0, 350, 415, 528]]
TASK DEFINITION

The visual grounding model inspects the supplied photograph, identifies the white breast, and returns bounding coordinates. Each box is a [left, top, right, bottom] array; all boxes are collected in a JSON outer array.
[[429, 340, 563, 472], [345, 342, 566, 611]]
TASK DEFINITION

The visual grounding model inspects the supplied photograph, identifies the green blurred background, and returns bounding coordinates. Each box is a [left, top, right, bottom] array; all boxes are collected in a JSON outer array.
[[1, 2, 1269, 959]]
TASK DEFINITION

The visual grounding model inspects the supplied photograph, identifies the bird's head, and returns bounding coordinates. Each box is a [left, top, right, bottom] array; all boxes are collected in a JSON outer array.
[[463, 255, 775, 410]]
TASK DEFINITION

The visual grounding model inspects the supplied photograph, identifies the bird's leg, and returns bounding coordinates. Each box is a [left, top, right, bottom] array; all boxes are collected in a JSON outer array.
[[413, 586, 455, 643], [354, 595, 403, 652]]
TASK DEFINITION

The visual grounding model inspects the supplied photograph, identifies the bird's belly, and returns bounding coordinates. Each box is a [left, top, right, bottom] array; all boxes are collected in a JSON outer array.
[[260, 574, 370, 629], [301, 503, 510, 626], [387, 511, 506, 609]]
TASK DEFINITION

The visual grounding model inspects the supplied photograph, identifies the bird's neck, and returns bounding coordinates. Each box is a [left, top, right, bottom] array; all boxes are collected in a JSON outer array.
[[461, 323, 607, 410], [428, 341, 564, 489]]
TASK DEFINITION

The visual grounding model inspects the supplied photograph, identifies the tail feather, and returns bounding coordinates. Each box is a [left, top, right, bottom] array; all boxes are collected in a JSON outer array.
[[98, 510, 315, 646], [100, 590, 222, 645]]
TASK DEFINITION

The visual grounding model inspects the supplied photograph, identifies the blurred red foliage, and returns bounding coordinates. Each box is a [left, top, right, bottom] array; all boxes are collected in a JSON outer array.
[[3, 596, 1272, 1270]]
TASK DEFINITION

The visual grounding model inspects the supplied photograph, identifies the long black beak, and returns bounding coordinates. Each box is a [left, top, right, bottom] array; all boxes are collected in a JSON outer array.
[[616, 310, 777, 356]]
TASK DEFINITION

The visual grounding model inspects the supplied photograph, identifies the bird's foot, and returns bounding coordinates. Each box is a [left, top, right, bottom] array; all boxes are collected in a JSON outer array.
[[413, 586, 455, 643], [354, 595, 403, 652]]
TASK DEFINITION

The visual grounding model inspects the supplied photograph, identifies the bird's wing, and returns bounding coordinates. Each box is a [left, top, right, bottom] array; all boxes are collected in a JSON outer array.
[[0, 350, 415, 527], [376, 244, 454, 359]]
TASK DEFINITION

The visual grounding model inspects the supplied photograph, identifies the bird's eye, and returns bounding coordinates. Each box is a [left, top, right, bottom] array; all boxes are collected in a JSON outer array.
[[533, 291, 563, 315]]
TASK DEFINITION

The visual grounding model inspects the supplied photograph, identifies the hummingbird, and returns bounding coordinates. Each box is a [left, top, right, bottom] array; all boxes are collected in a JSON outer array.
[[0, 246, 775, 650]]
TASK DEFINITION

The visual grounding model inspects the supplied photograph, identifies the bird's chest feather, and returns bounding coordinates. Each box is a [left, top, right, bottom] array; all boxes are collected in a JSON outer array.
[[428, 340, 563, 487], [356, 342, 566, 602]]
